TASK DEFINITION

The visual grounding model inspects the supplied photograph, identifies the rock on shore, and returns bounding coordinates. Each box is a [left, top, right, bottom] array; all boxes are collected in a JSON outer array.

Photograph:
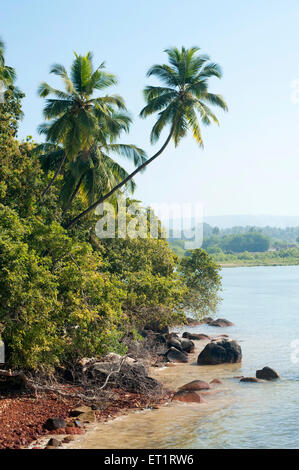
[[256, 366, 280, 380], [207, 318, 234, 327], [179, 380, 210, 391], [172, 390, 207, 403], [197, 339, 242, 365]]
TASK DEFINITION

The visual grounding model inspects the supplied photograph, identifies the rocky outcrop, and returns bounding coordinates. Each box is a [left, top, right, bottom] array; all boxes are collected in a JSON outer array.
[[166, 347, 189, 363], [207, 318, 234, 327], [256, 366, 280, 380], [197, 339, 242, 365], [182, 332, 211, 341], [172, 390, 207, 403], [179, 380, 210, 391]]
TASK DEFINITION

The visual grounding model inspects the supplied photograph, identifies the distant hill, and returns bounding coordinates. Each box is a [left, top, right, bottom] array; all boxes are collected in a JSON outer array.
[[204, 215, 299, 228]]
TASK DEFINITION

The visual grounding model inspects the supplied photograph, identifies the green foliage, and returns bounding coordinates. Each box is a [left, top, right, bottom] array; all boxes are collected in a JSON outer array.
[[202, 231, 270, 253], [179, 249, 222, 319], [101, 236, 186, 329]]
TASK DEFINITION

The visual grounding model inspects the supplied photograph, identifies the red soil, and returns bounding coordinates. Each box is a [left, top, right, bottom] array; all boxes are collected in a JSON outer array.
[[0, 387, 170, 449]]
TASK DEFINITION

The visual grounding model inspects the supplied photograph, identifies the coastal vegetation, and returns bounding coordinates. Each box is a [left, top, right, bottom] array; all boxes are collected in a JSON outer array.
[[170, 225, 299, 266], [0, 40, 224, 372]]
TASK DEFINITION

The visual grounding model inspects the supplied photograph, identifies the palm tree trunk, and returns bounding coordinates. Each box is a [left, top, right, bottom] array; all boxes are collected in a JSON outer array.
[[65, 128, 174, 229], [62, 174, 85, 216], [40, 153, 67, 198]]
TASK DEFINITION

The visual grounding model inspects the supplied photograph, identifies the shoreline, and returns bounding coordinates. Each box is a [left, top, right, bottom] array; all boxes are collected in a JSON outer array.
[[1, 321, 242, 449], [0, 385, 171, 449], [220, 262, 299, 268], [61, 338, 232, 449]]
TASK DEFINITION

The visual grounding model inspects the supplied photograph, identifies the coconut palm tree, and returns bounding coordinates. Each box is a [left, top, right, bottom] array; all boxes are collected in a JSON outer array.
[[38, 111, 146, 211], [0, 38, 16, 87], [66, 46, 228, 228], [38, 51, 127, 196]]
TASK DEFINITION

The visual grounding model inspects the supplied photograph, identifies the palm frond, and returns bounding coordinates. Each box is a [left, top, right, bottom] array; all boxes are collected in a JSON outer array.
[[50, 63, 77, 95], [140, 91, 177, 117], [108, 144, 147, 167]]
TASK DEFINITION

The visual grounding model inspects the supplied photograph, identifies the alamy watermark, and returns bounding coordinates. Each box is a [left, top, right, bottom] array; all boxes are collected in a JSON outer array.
[[95, 196, 203, 249], [290, 339, 299, 364], [0, 80, 5, 104], [0, 339, 5, 364]]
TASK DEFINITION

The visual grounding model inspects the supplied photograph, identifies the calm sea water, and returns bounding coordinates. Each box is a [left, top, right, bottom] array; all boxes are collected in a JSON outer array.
[[67, 266, 299, 449]]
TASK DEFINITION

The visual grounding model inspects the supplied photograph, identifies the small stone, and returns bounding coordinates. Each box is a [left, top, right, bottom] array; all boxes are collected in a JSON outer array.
[[210, 378, 222, 384], [62, 436, 74, 443], [47, 438, 60, 448]]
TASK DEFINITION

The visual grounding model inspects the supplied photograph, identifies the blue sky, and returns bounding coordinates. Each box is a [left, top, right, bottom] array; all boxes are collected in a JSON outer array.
[[2, 0, 299, 217]]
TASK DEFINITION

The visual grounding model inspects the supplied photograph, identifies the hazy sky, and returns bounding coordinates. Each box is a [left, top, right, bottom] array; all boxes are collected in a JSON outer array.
[[2, 0, 299, 217]]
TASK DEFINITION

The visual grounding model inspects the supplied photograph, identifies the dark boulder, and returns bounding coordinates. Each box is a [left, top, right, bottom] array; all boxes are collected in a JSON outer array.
[[207, 318, 234, 327], [183, 332, 211, 341], [166, 347, 188, 363], [180, 338, 195, 353], [197, 339, 242, 365], [172, 390, 206, 403], [167, 337, 182, 351], [44, 417, 66, 431], [256, 366, 280, 380], [179, 380, 210, 391]]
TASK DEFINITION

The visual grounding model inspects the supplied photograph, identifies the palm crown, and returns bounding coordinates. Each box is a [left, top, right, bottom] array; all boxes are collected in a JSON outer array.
[[38, 52, 146, 203], [0, 38, 16, 87], [140, 46, 228, 147], [38, 51, 126, 160]]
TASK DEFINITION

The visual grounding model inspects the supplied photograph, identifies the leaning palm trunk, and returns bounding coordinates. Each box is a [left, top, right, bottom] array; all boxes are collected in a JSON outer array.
[[65, 128, 174, 229], [40, 153, 67, 198], [62, 173, 85, 216]]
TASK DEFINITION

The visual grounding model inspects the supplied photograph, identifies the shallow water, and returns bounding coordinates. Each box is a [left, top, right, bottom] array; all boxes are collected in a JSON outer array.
[[68, 266, 299, 449]]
